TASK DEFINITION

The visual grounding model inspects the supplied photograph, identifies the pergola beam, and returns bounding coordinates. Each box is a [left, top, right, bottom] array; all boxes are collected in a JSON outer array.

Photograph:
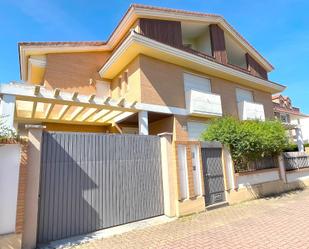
[[85, 108, 105, 122], [1, 84, 142, 126], [44, 103, 55, 119], [14, 116, 111, 126], [58, 105, 70, 120], [0, 84, 135, 112], [69, 106, 85, 121], [31, 101, 37, 119], [34, 85, 40, 96], [99, 111, 123, 123], [91, 110, 112, 122], [78, 108, 97, 122]]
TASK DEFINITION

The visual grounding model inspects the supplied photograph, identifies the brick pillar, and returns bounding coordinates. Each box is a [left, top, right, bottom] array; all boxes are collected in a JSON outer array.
[[15, 141, 28, 234], [22, 126, 44, 249], [222, 147, 236, 190], [159, 133, 177, 217]]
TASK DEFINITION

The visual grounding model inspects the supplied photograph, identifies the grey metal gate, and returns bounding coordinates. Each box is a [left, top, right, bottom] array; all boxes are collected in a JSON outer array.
[[201, 142, 225, 206], [37, 132, 164, 244]]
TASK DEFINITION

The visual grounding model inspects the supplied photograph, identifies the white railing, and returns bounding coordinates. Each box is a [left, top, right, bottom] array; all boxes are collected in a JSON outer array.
[[238, 101, 265, 121], [186, 89, 222, 117]]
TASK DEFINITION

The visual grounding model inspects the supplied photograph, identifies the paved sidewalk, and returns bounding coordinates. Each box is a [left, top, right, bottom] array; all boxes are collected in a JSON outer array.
[[69, 189, 309, 249]]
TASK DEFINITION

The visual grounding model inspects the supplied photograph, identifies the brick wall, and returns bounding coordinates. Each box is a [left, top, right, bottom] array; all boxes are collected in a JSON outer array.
[[15, 142, 28, 234], [44, 52, 111, 95]]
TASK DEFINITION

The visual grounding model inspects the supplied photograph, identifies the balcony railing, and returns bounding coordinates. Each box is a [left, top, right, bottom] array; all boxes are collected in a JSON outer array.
[[238, 101, 265, 121], [186, 89, 222, 117]]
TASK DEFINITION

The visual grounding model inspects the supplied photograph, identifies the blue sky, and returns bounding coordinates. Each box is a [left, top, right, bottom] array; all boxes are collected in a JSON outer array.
[[0, 0, 308, 112]]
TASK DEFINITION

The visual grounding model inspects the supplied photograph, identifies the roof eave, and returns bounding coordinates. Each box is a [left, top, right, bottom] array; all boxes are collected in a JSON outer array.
[[99, 31, 285, 94]]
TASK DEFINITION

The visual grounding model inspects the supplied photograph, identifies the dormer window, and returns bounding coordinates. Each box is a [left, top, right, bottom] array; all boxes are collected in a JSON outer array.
[[224, 33, 247, 69], [181, 22, 212, 56]]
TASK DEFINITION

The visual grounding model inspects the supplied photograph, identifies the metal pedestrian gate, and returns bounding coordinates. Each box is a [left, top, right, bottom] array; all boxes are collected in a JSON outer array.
[[37, 132, 164, 245], [201, 142, 226, 206]]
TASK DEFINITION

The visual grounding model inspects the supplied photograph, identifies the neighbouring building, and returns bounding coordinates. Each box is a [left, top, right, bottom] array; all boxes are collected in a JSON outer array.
[[273, 94, 309, 150], [0, 4, 289, 249]]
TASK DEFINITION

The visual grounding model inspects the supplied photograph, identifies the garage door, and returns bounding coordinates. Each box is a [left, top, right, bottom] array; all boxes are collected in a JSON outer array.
[[37, 132, 164, 245]]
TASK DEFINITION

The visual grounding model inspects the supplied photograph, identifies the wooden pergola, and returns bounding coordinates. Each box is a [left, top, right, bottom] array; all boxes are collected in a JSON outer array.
[[0, 83, 137, 127]]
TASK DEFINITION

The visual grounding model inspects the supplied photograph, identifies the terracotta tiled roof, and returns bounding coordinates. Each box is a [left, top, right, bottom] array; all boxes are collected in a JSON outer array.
[[273, 103, 308, 117], [272, 94, 290, 100], [17, 4, 273, 70]]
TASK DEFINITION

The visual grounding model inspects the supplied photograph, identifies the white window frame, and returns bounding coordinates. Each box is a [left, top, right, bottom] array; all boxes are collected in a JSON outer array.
[[236, 88, 254, 103], [183, 73, 212, 93]]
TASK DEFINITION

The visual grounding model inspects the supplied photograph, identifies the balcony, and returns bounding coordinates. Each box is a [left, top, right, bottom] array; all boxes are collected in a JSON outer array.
[[238, 101, 265, 121], [186, 89, 223, 117]]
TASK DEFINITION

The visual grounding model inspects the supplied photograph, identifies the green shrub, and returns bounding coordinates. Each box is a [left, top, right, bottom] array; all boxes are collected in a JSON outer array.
[[283, 143, 299, 152], [304, 143, 309, 148], [201, 116, 288, 171]]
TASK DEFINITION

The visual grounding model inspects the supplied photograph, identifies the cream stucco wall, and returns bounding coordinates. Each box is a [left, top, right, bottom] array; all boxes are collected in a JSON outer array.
[[236, 169, 280, 189], [111, 56, 141, 103], [139, 55, 186, 108], [286, 169, 309, 184]]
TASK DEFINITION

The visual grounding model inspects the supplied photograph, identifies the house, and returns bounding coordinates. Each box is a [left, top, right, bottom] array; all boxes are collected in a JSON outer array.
[[1, 4, 285, 137], [0, 4, 288, 249], [273, 94, 309, 149]]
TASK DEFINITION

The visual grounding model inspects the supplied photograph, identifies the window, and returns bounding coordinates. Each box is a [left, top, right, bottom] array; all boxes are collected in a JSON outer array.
[[184, 73, 211, 93], [177, 145, 189, 200], [184, 73, 212, 110], [236, 88, 253, 103], [280, 113, 289, 123], [187, 121, 209, 141]]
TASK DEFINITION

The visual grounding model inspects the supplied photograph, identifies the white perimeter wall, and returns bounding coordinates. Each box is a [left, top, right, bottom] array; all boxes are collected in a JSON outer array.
[[286, 170, 309, 183], [0, 144, 21, 235], [300, 118, 309, 143], [237, 170, 280, 188]]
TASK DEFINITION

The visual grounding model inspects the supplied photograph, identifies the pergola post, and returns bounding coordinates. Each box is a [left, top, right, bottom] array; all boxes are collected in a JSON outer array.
[[0, 94, 16, 131], [138, 111, 149, 135]]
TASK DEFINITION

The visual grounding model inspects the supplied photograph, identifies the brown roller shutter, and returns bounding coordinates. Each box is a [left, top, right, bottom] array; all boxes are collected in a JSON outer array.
[[139, 18, 183, 48], [209, 24, 228, 64], [246, 53, 268, 80]]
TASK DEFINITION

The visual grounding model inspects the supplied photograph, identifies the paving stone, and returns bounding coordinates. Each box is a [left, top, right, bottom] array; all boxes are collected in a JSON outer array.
[[69, 189, 309, 249]]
